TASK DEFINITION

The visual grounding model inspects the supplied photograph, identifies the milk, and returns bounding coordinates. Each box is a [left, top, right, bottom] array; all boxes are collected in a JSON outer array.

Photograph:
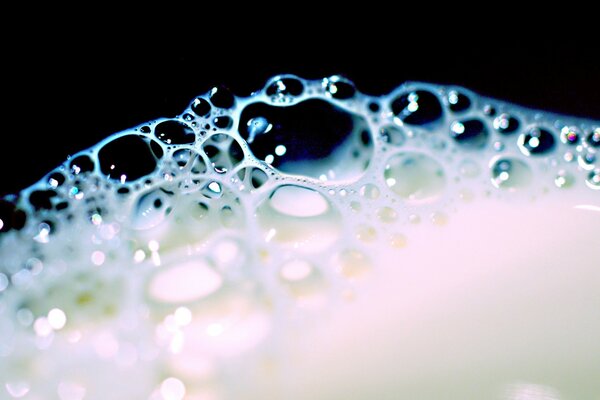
[[0, 75, 598, 399]]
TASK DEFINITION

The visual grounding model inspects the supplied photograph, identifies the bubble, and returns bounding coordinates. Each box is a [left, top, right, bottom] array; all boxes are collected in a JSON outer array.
[[578, 152, 596, 170], [586, 168, 600, 189], [384, 152, 446, 203], [278, 259, 325, 298], [586, 128, 600, 148], [356, 224, 377, 243], [234, 166, 269, 191], [28, 189, 57, 210], [554, 170, 574, 189], [376, 206, 398, 223], [490, 157, 533, 190], [389, 233, 407, 248], [209, 85, 235, 109], [518, 127, 556, 155], [447, 90, 471, 112], [265, 76, 304, 98], [256, 185, 342, 252], [450, 119, 489, 148], [379, 125, 406, 146], [154, 120, 196, 145], [148, 259, 222, 304], [323, 75, 356, 99], [0, 200, 26, 233], [390, 90, 443, 125], [430, 211, 448, 226], [213, 115, 234, 130], [47, 171, 66, 188], [203, 134, 244, 174], [191, 97, 211, 117], [335, 249, 371, 278], [239, 99, 371, 180], [98, 135, 161, 182], [69, 154, 95, 175], [131, 188, 174, 230], [493, 113, 520, 134], [560, 126, 580, 145], [359, 183, 380, 200]]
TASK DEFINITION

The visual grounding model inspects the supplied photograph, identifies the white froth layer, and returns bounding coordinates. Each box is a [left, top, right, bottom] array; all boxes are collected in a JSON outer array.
[[0, 76, 598, 399]]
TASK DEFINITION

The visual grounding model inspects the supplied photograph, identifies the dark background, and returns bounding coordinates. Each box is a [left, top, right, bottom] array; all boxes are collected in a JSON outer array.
[[2, 29, 599, 197]]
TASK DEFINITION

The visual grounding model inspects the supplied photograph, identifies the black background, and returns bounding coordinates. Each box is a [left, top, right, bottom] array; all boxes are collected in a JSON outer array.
[[2, 27, 599, 197]]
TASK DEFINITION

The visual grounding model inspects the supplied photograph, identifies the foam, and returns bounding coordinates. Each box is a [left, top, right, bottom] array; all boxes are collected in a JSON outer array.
[[0, 75, 598, 399]]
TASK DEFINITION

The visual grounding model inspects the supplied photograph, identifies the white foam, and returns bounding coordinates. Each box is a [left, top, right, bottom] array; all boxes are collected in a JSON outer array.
[[0, 75, 598, 399]]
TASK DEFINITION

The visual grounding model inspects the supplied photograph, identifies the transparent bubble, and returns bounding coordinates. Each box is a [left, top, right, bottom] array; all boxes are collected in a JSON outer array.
[[384, 152, 446, 203], [518, 127, 556, 155], [490, 157, 533, 190], [586, 168, 600, 190]]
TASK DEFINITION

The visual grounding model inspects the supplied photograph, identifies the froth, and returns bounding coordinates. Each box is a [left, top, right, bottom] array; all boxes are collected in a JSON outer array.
[[0, 75, 599, 399]]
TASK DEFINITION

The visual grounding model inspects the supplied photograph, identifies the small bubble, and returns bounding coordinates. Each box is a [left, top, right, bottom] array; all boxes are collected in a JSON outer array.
[[586, 168, 600, 190], [384, 152, 446, 204], [379, 125, 406, 146], [191, 97, 211, 116], [209, 85, 235, 109], [518, 127, 555, 155], [376, 207, 398, 223], [336, 249, 371, 278], [447, 90, 471, 112], [586, 128, 600, 148], [390, 233, 407, 248], [359, 183, 380, 199], [356, 224, 377, 243], [391, 90, 443, 125], [493, 113, 519, 134], [578, 152, 597, 170], [450, 119, 489, 148], [430, 211, 448, 226], [563, 151, 575, 163], [409, 214, 421, 224], [490, 157, 533, 190], [560, 126, 580, 145], [483, 104, 496, 116], [554, 170, 574, 189], [154, 120, 196, 145], [323, 75, 356, 99], [265, 76, 304, 97], [69, 155, 95, 175], [213, 115, 233, 129]]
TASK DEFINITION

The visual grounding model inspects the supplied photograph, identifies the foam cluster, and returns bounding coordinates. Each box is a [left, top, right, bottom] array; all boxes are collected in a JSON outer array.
[[0, 75, 598, 399]]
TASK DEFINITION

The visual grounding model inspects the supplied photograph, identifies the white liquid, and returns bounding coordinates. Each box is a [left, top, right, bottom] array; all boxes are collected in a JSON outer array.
[[0, 76, 598, 399]]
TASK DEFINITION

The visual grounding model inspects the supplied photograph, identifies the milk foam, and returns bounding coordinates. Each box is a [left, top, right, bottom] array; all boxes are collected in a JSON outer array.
[[0, 75, 598, 399]]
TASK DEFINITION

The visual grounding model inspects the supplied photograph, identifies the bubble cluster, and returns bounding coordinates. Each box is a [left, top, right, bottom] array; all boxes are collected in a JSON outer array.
[[0, 75, 598, 399]]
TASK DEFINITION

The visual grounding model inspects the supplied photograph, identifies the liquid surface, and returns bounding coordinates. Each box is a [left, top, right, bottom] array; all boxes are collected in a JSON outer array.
[[0, 76, 599, 400]]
